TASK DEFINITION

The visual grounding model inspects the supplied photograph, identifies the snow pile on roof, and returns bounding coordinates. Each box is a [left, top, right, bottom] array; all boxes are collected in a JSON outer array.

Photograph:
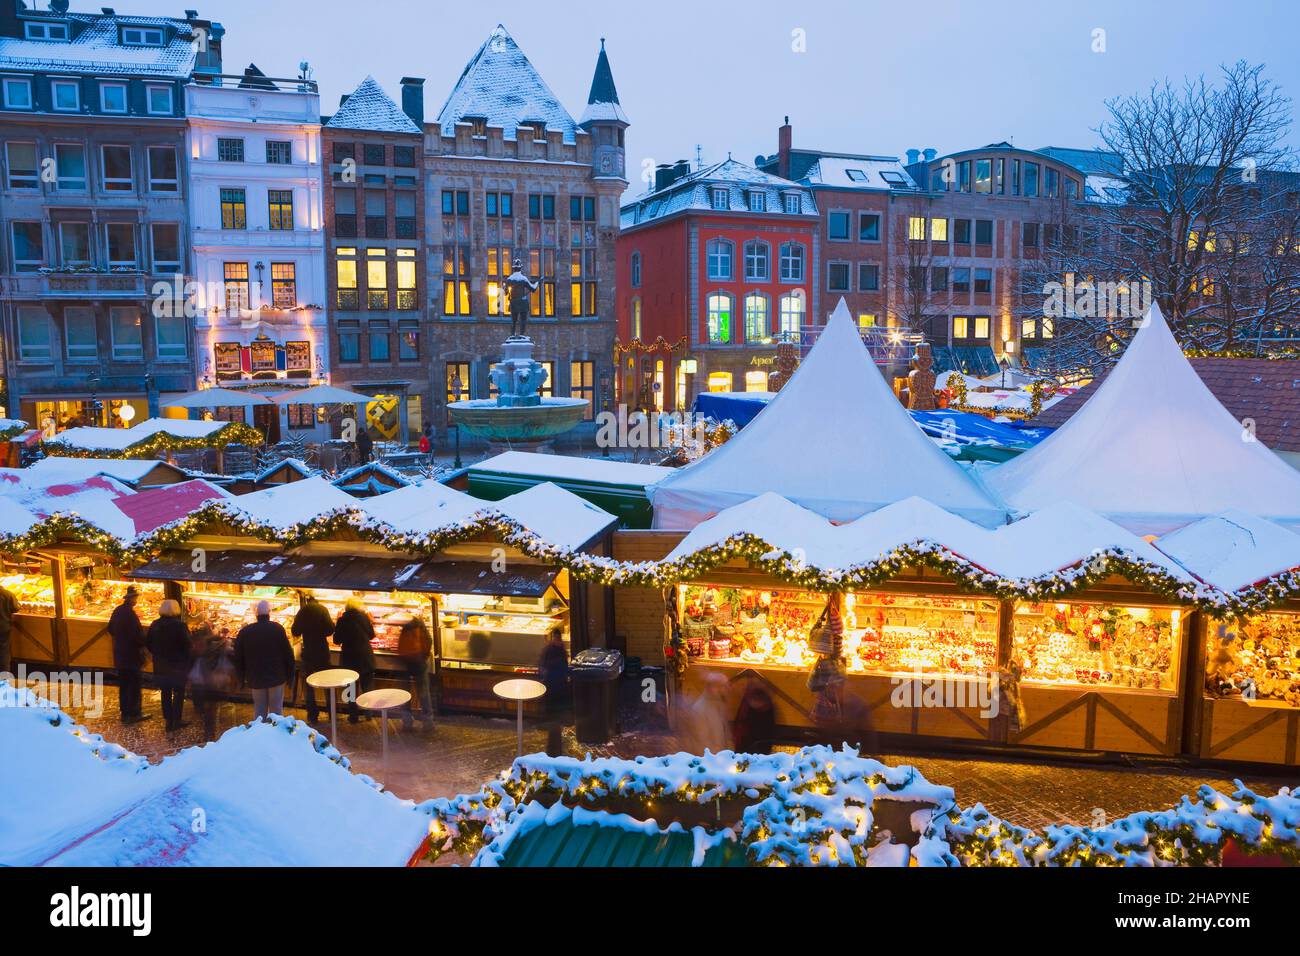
[[0, 14, 201, 79], [986, 304, 1300, 534], [222, 476, 358, 530], [42, 418, 231, 454], [0, 473, 138, 540], [623, 158, 816, 228], [19, 457, 173, 487], [0, 684, 428, 867], [803, 155, 917, 191], [332, 461, 413, 494], [435, 24, 579, 143], [354, 480, 485, 535], [1155, 510, 1300, 593], [491, 482, 616, 550], [326, 75, 420, 134], [254, 457, 316, 483], [651, 300, 1007, 529], [474, 450, 673, 487]]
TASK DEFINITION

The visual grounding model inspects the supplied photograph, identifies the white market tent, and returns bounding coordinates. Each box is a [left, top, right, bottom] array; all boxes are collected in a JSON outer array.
[[650, 300, 1007, 529], [163, 387, 274, 409], [271, 384, 374, 406], [984, 303, 1300, 535]]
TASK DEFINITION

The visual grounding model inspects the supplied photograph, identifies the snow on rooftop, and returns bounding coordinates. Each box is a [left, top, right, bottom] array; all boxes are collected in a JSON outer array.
[[222, 475, 358, 530], [43, 418, 229, 453], [0, 473, 138, 540], [435, 24, 580, 144], [21, 457, 168, 485], [492, 482, 616, 550], [0, 14, 200, 79], [473, 451, 674, 487], [622, 158, 817, 228], [804, 155, 918, 191], [1155, 511, 1300, 593], [354, 480, 484, 535], [325, 75, 421, 134]]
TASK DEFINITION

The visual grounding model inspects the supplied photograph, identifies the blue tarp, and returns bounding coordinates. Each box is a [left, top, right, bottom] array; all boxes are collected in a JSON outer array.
[[691, 392, 774, 428]]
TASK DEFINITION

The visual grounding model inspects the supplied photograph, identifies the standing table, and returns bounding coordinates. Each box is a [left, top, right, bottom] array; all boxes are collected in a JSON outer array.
[[492, 678, 547, 756], [306, 668, 360, 744], [356, 688, 412, 787]]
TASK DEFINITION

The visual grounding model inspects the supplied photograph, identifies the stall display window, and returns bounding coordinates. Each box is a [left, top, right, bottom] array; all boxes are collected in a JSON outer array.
[[437, 591, 569, 670], [1, 559, 56, 617], [1012, 601, 1181, 692], [1206, 612, 1300, 708], [677, 585, 999, 676], [63, 560, 164, 621]]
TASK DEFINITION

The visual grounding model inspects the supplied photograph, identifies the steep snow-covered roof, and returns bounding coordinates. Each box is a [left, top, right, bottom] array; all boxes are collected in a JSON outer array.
[[1155, 511, 1300, 593], [801, 155, 918, 191], [0, 13, 201, 79], [622, 158, 817, 228], [985, 303, 1300, 534], [650, 300, 1007, 529], [579, 39, 626, 126], [326, 76, 421, 134], [435, 24, 580, 144]]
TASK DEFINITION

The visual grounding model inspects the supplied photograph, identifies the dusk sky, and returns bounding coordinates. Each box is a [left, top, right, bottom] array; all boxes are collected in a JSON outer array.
[[209, 0, 1298, 194]]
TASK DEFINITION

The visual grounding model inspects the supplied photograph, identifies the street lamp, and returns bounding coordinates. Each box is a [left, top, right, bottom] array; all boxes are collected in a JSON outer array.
[[998, 355, 1010, 389], [450, 371, 464, 468]]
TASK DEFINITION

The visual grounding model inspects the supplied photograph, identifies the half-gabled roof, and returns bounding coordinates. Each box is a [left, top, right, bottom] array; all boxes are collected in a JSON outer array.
[[325, 76, 420, 134], [435, 24, 580, 144]]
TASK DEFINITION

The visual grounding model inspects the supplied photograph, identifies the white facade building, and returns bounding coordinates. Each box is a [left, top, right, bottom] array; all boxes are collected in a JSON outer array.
[[185, 68, 325, 439]]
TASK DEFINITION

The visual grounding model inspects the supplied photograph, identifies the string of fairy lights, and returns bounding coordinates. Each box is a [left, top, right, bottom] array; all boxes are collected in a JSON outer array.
[[40, 422, 264, 460]]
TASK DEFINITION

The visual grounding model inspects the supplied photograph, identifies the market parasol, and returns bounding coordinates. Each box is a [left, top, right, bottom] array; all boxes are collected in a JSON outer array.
[[163, 388, 275, 409]]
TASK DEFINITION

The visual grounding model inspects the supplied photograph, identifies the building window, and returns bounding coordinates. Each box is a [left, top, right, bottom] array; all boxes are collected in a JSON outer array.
[[707, 371, 733, 392], [778, 292, 805, 334], [53, 143, 86, 191], [369, 321, 390, 362], [744, 240, 769, 281], [570, 360, 595, 421], [744, 293, 769, 342], [151, 223, 180, 272], [396, 248, 417, 310], [973, 268, 992, 294], [338, 321, 361, 362], [1023, 162, 1040, 197], [105, 223, 136, 269], [441, 189, 469, 218], [706, 293, 733, 343], [930, 266, 948, 292], [778, 242, 805, 281], [973, 316, 991, 340], [96, 81, 126, 113], [859, 213, 880, 242], [58, 222, 90, 267], [334, 189, 357, 236], [952, 315, 969, 340], [365, 190, 387, 238], [363, 144, 385, 166], [110, 306, 143, 361], [147, 145, 177, 192], [952, 268, 971, 293], [1044, 167, 1059, 199], [783, 193, 801, 215], [51, 79, 79, 111], [828, 261, 850, 292], [930, 217, 948, 242], [332, 142, 355, 164], [953, 218, 971, 244], [146, 85, 173, 115], [630, 297, 642, 339], [220, 188, 247, 229], [271, 262, 297, 308], [570, 195, 597, 221], [395, 190, 417, 239], [706, 238, 733, 281], [11, 222, 43, 271], [25, 21, 69, 40], [529, 248, 557, 318], [710, 187, 729, 210], [16, 307, 52, 362], [266, 140, 292, 165], [443, 246, 471, 315], [336, 247, 358, 309], [486, 246, 509, 316], [858, 263, 880, 291], [223, 262, 250, 312], [367, 248, 389, 309], [527, 193, 556, 220], [630, 251, 641, 288], [64, 308, 97, 361], [829, 211, 850, 241], [268, 189, 294, 230], [975, 219, 993, 244], [101, 145, 133, 191], [398, 320, 419, 360], [122, 26, 164, 45], [5, 142, 38, 189], [156, 310, 187, 359], [975, 159, 992, 194], [393, 145, 416, 167], [217, 138, 245, 163], [907, 217, 926, 241], [744, 190, 765, 212], [445, 362, 470, 421], [1022, 222, 1039, 248]]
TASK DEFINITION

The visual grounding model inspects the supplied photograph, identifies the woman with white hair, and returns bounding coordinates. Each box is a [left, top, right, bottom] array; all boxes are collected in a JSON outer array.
[[232, 599, 295, 720], [147, 598, 192, 732]]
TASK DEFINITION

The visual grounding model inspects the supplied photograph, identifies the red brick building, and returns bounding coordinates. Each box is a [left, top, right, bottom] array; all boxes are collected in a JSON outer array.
[[616, 158, 818, 410]]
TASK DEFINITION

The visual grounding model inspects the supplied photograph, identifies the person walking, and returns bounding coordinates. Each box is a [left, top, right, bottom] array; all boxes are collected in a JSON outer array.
[[109, 586, 149, 723], [291, 594, 335, 724], [537, 628, 570, 756], [233, 600, 295, 720], [418, 422, 433, 460], [188, 622, 235, 742], [0, 579, 18, 680], [355, 427, 374, 465], [333, 597, 376, 723], [396, 615, 434, 730], [147, 599, 192, 732]]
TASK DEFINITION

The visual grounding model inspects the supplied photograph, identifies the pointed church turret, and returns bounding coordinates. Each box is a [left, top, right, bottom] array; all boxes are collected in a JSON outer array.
[[580, 38, 628, 181]]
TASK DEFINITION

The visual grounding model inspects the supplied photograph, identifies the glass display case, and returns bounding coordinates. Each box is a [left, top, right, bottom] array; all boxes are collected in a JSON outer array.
[[1, 557, 56, 617], [1206, 611, 1300, 708], [678, 585, 1000, 676], [437, 593, 568, 669], [310, 588, 433, 656], [1012, 601, 1182, 693], [61, 556, 164, 622]]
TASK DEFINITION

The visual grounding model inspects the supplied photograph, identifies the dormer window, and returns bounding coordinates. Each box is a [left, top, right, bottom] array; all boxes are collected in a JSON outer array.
[[845, 168, 868, 182], [710, 187, 729, 210], [25, 21, 70, 41], [121, 27, 165, 47], [747, 190, 766, 212], [783, 193, 801, 214], [530, 122, 546, 142], [467, 117, 487, 137]]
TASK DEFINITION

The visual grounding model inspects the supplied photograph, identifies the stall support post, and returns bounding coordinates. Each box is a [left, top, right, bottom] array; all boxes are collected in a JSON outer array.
[[993, 598, 1016, 744], [50, 554, 70, 667], [1180, 611, 1209, 757]]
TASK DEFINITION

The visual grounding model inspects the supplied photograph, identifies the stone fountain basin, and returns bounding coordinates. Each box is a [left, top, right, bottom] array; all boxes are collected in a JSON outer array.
[[448, 397, 589, 442]]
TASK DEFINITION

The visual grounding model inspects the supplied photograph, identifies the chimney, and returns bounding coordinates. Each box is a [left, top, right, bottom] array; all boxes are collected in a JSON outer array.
[[778, 116, 792, 179], [923, 147, 937, 162], [654, 160, 693, 193], [905, 148, 920, 165], [400, 76, 425, 127], [0, 0, 21, 37]]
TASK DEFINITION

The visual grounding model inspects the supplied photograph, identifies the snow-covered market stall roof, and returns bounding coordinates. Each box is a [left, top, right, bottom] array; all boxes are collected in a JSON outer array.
[[41, 418, 262, 459], [0, 685, 428, 867], [651, 300, 1007, 530], [984, 303, 1300, 535]]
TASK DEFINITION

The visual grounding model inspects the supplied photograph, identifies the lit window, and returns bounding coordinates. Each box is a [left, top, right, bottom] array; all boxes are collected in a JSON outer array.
[[930, 217, 948, 242], [953, 316, 969, 339], [778, 292, 804, 333], [908, 217, 926, 241], [706, 293, 733, 343], [271, 263, 297, 308], [707, 371, 733, 393], [744, 369, 768, 392], [744, 293, 769, 342], [268, 189, 294, 230]]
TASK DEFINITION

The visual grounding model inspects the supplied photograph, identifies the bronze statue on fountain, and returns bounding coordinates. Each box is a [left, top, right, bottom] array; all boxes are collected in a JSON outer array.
[[504, 260, 539, 339]]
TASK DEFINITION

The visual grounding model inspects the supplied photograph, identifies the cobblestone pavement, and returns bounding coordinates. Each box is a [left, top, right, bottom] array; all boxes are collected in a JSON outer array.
[[50, 683, 1298, 833]]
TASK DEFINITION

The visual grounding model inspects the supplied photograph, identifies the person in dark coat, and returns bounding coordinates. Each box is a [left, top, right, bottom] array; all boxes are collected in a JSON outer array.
[[537, 628, 570, 756], [0, 581, 18, 680], [292, 594, 335, 724], [333, 597, 376, 722], [732, 677, 776, 754], [109, 586, 148, 723], [188, 622, 234, 742], [396, 616, 434, 730], [233, 600, 295, 720], [355, 428, 374, 465], [147, 599, 192, 732]]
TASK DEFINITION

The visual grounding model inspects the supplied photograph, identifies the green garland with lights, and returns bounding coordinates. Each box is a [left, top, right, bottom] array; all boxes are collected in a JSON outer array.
[[41, 421, 265, 459]]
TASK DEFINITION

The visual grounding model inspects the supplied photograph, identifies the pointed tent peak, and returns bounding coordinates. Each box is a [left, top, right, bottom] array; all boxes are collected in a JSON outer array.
[[986, 300, 1300, 532], [325, 75, 420, 134], [580, 37, 627, 128]]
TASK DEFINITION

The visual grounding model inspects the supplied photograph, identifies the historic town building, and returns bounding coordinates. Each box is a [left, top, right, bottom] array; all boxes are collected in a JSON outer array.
[[322, 74, 429, 446], [185, 63, 324, 441], [616, 158, 818, 409], [425, 25, 626, 440], [0, 1, 222, 430]]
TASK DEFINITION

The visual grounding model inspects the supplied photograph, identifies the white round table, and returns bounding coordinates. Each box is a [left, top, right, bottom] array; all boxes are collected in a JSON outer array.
[[306, 668, 360, 744], [357, 688, 412, 786], [492, 678, 547, 756]]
